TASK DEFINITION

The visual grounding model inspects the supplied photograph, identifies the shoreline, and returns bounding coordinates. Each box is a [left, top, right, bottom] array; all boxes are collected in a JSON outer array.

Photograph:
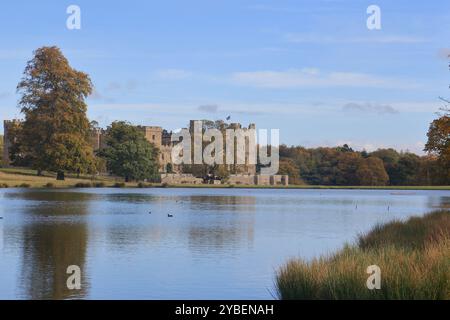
[[1, 168, 449, 190]]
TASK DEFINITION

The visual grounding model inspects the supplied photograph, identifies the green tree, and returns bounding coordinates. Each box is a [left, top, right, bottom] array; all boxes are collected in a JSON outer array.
[[16, 46, 96, 179], [356, 157, 389, 186], [370, 148, 401, 185], [98, 121, 159, 182], [389, 153, 421, 185]]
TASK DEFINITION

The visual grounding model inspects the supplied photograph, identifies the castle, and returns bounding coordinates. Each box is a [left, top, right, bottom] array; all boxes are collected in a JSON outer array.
[[89, 124, 178, 174], [3, 120, 288, 186]]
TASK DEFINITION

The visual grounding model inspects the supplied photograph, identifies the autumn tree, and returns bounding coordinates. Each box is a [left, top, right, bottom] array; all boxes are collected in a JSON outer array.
[[16, 46, 96, 179], [425, 112, 450, 182], [356, 157, 389, 186], [98, 121, 159, 182], [279, 158, 303, 185]]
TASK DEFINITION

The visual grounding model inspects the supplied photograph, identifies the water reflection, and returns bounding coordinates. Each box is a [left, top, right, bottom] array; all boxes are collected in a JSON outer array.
[[0, 188, 448, 299], [15, 191, 90, 299], [20, 222, 88, 299]]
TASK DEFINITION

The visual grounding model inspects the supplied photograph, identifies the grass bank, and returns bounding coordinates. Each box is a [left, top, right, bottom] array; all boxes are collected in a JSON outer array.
[[0, 167, 127, 188], [0, 167, 449, 190], [166, 184, 450, 190], [276, 211, 450, 300]]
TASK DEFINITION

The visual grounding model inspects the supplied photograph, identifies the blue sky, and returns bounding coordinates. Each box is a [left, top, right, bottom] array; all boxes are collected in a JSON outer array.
[[0, 0, 449, 154]]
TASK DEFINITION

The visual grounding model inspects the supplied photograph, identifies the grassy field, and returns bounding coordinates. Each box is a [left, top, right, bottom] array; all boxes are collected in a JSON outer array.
[[276, 210, 450, 300], [0, 167, 449, 190], [0, 167, 130, 188]]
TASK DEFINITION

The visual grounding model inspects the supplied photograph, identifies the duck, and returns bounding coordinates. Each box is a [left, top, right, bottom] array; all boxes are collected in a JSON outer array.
[[168, 214, 173, 218]]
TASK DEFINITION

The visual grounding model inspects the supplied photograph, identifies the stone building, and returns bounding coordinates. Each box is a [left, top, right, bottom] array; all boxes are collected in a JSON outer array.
[[187, 120, 257, 175], [3, 119, 289, 185], [137, 126, 180, 173], [90, 127, 106, 151]]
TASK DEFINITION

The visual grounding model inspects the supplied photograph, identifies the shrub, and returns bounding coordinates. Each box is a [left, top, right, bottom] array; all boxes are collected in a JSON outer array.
[[45, 182, 55, 188], [74, 182, 92, 188], [18, 183, 31, 188], [93, 182, 105, 188], [137, 182, 152, 188], [0, 183, 9, 188], [113, 182, 126, 188], [161, 182, 169, 188]]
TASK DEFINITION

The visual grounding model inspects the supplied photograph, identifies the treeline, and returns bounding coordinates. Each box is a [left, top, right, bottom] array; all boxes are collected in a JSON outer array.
[[279, 144, 449, 186]]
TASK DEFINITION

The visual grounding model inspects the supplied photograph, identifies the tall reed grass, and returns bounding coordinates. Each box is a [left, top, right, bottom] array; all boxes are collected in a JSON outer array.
[[276, 210, 450, 300]]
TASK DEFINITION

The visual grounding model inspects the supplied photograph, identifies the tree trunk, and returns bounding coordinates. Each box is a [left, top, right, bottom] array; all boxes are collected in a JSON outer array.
[[125, 176, 129, 183], [37, 169, 42, 176], [56, 170, 65, 180]]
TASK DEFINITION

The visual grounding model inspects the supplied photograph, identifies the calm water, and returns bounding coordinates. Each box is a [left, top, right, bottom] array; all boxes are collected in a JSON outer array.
[[0, 188, 448, 300]]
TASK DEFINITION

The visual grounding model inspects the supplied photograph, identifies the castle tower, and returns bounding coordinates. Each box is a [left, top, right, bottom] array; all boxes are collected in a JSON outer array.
[[138, 126, 163, 149]]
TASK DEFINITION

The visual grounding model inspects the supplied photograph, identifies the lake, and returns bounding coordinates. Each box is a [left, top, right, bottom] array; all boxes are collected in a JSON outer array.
[[0, 188, 448, 300]]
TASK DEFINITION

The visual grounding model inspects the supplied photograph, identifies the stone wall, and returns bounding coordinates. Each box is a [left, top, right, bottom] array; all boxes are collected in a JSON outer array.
[[160, 173, 203, 185], [228, 174, 289, 186], [227, 174, 256, 185]]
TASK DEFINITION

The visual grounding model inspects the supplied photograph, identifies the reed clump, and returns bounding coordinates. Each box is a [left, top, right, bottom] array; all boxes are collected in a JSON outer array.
[[276, 211, 450, 300]]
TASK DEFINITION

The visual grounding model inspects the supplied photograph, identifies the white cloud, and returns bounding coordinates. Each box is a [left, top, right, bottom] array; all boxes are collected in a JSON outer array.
[[284, 33, 427, 44], [231, 69, 421, 89], [308, 140, 426, 155]]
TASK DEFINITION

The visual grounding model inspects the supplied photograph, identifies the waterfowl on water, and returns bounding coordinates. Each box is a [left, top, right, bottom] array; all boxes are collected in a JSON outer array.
[[168, 214, 173, 218]]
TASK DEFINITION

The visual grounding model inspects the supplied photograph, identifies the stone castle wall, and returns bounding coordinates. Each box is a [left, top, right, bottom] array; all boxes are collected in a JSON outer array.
[[161, 173, 203, 185], [228, 174, 288, 186], [3, 119, 289, 186]]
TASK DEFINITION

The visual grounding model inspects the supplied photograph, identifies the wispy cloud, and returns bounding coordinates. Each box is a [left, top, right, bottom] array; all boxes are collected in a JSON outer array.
[[0, 92, 11, 100], [156, 69, 192, 80], [198, 104, 219, 113], [437, 48, 450, 59], [231, 68, 421, 89], [284, 33, 428, 44], [0, 49, 31, 60], [105, 80, 138, 92], [197, 103, 263, 116], [342, 102, 399, 115]]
